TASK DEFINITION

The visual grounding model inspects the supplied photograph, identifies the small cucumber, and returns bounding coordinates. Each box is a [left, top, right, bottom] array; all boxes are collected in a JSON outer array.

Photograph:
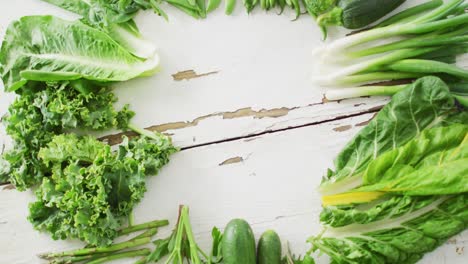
[[257, 230, 282, 264], [221, 219, 256, 264]]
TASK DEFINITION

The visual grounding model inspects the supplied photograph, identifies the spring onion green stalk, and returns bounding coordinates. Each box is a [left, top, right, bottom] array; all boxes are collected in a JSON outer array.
[[325, 84, 408, 101], [411, 0, 464, 23], [314, 47, 439, 85], [388, 59, 468, 80], [347, 33, 468, 58], [118, 219, 169, 236], [324, 81, 468, 102], [317, 0, 467, 59], [331, 72, 423, 86], [375, 0, 443, 27], [86, 248, 151, 264]]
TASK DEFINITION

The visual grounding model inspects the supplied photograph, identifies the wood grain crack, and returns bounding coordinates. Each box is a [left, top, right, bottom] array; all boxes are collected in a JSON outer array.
[[100, 106, 297, 145], [98, 103, 384, 150]]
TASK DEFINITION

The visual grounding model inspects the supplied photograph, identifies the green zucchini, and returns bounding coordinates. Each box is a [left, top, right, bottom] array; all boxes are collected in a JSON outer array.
[[313, 0, 406, 37], [221, 219, 256, 264], [257, 230, 282, 264]]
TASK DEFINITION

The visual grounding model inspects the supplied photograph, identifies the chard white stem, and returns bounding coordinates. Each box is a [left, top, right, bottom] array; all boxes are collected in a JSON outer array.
[[322, 197, 448, 239], [319, 174, 364, 196]]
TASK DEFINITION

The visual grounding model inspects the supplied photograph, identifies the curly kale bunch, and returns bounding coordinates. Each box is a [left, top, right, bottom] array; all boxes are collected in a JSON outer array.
[[29, 133, 177, 246], [0, 81, 134, 189]]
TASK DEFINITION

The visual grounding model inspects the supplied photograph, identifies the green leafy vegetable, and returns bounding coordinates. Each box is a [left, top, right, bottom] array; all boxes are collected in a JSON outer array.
[[0, 81, 133, 189], [209, 227, 224, 263], [320, 76, 464, 195], [323, 124, 468, 205], [313, 0, 468, 100], [145, 205, 208, 263], [42, 0, 158, 58], [0, 15, 159, 92], [320, 195, 439, 227], [28, 133, 177, 246], [39, 218, 166, 263], [315, 0, 406, 38], [311, 194, 468, 264], [313, 75, 468, 263]]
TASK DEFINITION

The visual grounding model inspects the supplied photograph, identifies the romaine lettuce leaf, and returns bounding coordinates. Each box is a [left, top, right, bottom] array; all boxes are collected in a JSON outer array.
[[0, 15, 159, 92], [42, 0, 157, 58]]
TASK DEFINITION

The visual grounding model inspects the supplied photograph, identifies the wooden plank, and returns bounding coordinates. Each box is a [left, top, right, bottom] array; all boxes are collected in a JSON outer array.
[[1, 113, 466, 263], [0, 0, 391, 149]]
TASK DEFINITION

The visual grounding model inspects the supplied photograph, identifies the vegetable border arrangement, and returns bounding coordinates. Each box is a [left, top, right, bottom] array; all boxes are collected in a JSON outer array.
[[0, 0, 467, 263]]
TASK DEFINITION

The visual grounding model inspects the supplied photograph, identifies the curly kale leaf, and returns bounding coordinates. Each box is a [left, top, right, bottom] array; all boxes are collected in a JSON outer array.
[[29, 133, 176, 246], [0, 82, 134, 189]]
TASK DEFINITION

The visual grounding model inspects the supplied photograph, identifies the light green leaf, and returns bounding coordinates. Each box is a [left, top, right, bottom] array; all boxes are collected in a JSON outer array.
[[358, 124, 468, 195], [311, 194, 468, 264], [320, 76, 462, 195], [0, 15, 159, 92]]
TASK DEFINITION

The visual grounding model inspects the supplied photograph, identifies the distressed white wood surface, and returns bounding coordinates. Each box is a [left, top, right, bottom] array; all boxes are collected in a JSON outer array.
[[0, 0, 392, 149], [0, 1, 467, 263], [1, 113, 467, 263]]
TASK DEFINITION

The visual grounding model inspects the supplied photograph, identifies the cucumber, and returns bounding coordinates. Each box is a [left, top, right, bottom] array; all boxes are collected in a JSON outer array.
[[339, 0, 406, 29], [257, 230, 282, 264], [315, 0, 406, 37], [221, 219, 256, 264]]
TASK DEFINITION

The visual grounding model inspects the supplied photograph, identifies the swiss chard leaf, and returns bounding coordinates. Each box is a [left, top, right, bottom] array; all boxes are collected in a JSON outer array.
[[361, 124, 468, 194], [323, 124, 468, 205], [0, 15, 159, 92], [311, 194, 468, 264], [320, 195, 439, 228], [320, 76, 461, 195]]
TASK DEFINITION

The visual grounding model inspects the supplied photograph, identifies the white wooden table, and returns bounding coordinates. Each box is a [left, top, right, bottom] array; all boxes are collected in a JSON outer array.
[[0, 1, 466, 263]]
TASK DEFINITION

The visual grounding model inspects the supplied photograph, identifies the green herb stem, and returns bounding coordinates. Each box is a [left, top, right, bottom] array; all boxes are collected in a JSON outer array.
[[118, 219, 169, 236], [132, 228, 159, 240], [324, 12, 468, 53], [375, 0, 443, 27], [411, 0, 465, 24], [317, 47, 438, 85], [85, 248, 151, 264], [325, 85, 408, 101], [335, 72, 423, 86], [41, 237, 151, 259], [348, 34, 468, 58], [388, 59, 468, 80]]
